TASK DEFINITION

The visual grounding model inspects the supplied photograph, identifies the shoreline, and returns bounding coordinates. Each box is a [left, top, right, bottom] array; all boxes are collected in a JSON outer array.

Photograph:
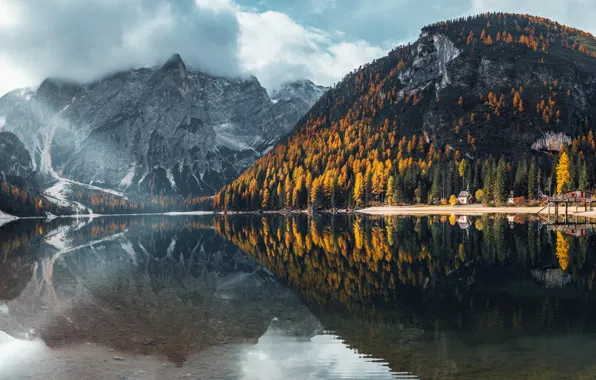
[[357, 205, 542, 216], [357, 205, 596, 218], [2, 206, 596, 220]]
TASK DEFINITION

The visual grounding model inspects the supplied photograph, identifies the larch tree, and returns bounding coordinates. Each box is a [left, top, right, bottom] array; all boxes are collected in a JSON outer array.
[[556, 152, 571, 194], [386, 175, 396, 205], [353, 173, 365, 208]]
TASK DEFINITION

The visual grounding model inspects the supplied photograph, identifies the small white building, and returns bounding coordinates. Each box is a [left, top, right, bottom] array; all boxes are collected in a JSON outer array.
[[457, 216, 472, 230], [457, 191, 473, 205], [507, 191, 515, 204]]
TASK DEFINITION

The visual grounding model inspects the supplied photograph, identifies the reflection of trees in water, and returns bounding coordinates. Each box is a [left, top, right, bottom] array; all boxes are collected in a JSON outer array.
[[1, 216, 311, 365], [215, 215, 574, 306], [214, 214, 596, 378], [4, 214, 596, 377]]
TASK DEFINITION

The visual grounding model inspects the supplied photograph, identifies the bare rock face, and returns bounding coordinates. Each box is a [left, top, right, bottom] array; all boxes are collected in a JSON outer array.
[[0, 55, 327, 196], [0, 131, 37, 191]]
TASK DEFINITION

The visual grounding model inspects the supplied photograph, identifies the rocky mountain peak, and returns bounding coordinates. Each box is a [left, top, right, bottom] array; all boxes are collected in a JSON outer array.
[[161, 53, 187, 79], [0, 54, 328, 201], [271, 79, 329, 105]]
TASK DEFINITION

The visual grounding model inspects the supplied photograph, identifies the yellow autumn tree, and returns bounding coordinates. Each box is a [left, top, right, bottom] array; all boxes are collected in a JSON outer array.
[[555, 232, 570, 271], [353, 172, 365, 207], [261, 189, 270, 209], [458, 159, 467, 178], [475, 189, 485, 203], [556, 152, 571, 194]]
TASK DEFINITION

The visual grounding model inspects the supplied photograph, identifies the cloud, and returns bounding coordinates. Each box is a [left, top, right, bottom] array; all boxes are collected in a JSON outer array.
[[237, 10, 385, 91], [1, 0, 595, 97], [0, 0, 386, 95], [241, 330, 395, 379], [0, 0, 242, 95]]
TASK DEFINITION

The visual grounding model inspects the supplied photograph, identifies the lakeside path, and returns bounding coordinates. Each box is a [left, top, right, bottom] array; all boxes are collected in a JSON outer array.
[[358, 205, 544, 216], [358, 205, 596, 219]]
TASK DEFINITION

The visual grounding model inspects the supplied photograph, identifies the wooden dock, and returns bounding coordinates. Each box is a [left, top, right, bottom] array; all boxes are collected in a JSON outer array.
[[543, 190, 594, 223], [546, 222, 596, 237]]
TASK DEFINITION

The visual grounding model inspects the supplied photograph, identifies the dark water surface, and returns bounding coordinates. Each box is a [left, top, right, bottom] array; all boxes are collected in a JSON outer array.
[[1, 213, 596, 379]]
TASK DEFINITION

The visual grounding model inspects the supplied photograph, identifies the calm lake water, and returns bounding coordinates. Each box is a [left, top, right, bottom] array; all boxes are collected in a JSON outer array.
[[1, 213, 596, 379]]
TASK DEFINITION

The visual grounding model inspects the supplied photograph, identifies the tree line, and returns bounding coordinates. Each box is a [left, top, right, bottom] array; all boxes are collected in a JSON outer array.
[[214, 132, 594, 210]]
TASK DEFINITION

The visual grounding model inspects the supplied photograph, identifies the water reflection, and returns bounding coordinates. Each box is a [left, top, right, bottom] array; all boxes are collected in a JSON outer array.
[[214, 214, 596, 378], [0, 214, 596, 379]]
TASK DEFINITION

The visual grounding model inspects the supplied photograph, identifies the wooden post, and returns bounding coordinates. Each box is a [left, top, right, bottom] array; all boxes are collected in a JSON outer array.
[[565, 202, 568, 224]]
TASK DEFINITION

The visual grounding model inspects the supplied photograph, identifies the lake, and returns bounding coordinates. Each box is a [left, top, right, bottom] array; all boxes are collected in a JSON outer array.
[[1, 213, 596, 379]]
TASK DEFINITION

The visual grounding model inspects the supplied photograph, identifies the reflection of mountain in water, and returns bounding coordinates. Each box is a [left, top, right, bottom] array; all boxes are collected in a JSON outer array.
[[0, 216, 318, 366], [3, 214, 596, 378]]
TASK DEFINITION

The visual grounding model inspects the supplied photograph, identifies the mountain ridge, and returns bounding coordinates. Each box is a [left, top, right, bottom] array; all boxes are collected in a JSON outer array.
[[0, 54, 328, 206], [215, 12, 596, 210]]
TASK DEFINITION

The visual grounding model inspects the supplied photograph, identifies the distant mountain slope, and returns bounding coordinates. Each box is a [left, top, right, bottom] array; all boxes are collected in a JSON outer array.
[[0, 131, 72, 216], [0, 54, 327, 198], [215, 13, 596, 210]]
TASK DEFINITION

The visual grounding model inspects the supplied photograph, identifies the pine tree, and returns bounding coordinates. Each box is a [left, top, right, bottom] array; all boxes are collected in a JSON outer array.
[[415, 183, 425, 204], [514, 159, 528, 196], [494, 158, 507, 204], [393, 175, 405, 205], [276, 182, 284, 208], [482, 158, 495, 204], [527, 159, 538, 199], [579, 159, 589, 190]]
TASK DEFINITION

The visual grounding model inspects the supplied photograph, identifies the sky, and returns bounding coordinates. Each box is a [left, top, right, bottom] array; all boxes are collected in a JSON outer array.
[[0, 0, 595, 96]]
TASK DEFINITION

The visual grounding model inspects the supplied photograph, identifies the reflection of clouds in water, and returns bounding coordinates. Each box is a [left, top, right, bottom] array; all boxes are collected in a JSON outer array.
[[241, 329, 401, 380], [0, 331, 47, 375]]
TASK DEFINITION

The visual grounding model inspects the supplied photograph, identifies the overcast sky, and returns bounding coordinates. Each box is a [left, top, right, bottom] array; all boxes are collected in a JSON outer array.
[[0, 0, 595, 95]]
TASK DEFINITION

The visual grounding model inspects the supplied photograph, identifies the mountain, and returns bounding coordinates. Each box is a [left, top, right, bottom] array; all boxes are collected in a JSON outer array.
[[0, 131, 37, 191], [264, 80, 330, 150], [271, 79, 328, 107], [215, 13, 596, 210], [0, 54, 327, 198], [0, 131, 76, 216]]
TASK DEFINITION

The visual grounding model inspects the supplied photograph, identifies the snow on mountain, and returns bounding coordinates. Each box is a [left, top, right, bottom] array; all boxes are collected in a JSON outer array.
[[0, 55, 327, 198], [271, 79, 329, 106]]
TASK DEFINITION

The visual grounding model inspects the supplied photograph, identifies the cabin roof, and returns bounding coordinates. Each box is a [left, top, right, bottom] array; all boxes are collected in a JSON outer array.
[[565, 189, 593, 195], [458, 191, 471, 198]]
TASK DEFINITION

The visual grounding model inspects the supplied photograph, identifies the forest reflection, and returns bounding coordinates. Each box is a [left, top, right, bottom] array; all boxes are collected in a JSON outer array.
[[214, 214, 596, 306], [213, 214, 596, 378]]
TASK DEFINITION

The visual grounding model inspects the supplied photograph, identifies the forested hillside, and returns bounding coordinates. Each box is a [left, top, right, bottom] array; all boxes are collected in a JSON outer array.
[[214, 13, 596, 210]]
